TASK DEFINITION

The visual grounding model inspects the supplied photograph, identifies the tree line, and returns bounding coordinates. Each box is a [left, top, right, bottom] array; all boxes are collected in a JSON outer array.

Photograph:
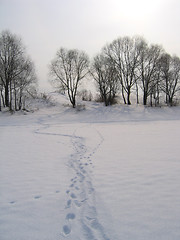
[[0, 30, 37, 111], [1, 30, 180, 111], [50, 36, 180, 107]]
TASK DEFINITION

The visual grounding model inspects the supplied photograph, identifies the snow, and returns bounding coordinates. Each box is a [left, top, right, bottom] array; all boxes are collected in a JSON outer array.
[[0, 93, 180, 240]]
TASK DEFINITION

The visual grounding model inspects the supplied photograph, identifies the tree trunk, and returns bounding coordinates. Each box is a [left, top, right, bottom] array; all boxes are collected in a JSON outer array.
[[18, 88, 23, 110], [1, 90, 5, 107], [143, 91, 148, 105], [104, 92, 108, 106], [136, 81, 139, 104], [9, 81, 12, 111], [23, 96, 26, 110], [127, 87, 131, 105], [5, 85, 9, 107], [19, 95, 22, 110], [150, 93, 153, 107], [72, 95, 76, 108], [14, 89, 17, 111], [72, 102, 76, 108], [121, 87, 126, 104], [168, 96, 173, 106]]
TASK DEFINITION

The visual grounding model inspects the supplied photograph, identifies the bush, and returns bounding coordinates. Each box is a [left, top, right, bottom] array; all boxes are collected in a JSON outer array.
[[80, 90, 93, 101]]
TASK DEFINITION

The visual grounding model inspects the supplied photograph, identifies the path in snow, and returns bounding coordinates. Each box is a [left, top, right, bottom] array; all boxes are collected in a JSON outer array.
[[60, 125, 110, 240], [35, 113, 110, 239]]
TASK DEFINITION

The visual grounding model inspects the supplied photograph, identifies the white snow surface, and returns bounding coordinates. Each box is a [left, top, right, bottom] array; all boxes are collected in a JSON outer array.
[[1, 93, 180, 240]]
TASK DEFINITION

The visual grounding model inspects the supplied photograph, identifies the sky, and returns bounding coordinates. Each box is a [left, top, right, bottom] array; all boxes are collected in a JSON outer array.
[[0, 0, 180, 91]]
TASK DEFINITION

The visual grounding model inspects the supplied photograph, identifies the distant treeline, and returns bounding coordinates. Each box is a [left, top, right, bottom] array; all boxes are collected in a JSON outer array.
[[1, 30, 180, 111]]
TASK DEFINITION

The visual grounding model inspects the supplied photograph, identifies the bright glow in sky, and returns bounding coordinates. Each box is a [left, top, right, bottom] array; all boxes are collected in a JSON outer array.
[[0, 0, 180, 90]]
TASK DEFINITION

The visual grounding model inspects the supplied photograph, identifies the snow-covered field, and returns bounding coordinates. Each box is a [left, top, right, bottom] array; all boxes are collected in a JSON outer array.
[[1, 94, 180, 240]]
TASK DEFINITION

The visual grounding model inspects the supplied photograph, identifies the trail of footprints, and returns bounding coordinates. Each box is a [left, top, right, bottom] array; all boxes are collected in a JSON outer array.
[[62, 153, 94, 236], [8, 126, 108, 239], [8, 189, 61, 206], [61, 126, 109, 240]]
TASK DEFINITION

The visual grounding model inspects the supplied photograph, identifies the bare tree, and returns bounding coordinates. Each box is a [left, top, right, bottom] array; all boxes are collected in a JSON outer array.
[[91, 53, 119, 106], [50, 48, 89, 108], [149, 65, 161, 107], [104, 36, 141, 105], [0, 30, 37, 111], [138, 41, 163, 105], [160, 53, 180, 106], [15, 59, 36, 110]]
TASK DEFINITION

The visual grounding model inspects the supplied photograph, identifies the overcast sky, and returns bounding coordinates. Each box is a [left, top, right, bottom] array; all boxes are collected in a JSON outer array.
[[1, 0, 180, 90]]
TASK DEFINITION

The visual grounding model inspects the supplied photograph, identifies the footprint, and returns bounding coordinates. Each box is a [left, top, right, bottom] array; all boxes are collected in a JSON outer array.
[[70, 193, 77, 199], [66, 199, 71, 208], [55, 190, 60, 193], [34, 195, 41, 199], [10, 201, 16, 204], [74, 200, 82, 207], [63, 225, 71, 235], [78, 173, 85, 182], [71, 177, 77, 182], [66, 213, 76, 220], [90, 219, 101, 230]]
